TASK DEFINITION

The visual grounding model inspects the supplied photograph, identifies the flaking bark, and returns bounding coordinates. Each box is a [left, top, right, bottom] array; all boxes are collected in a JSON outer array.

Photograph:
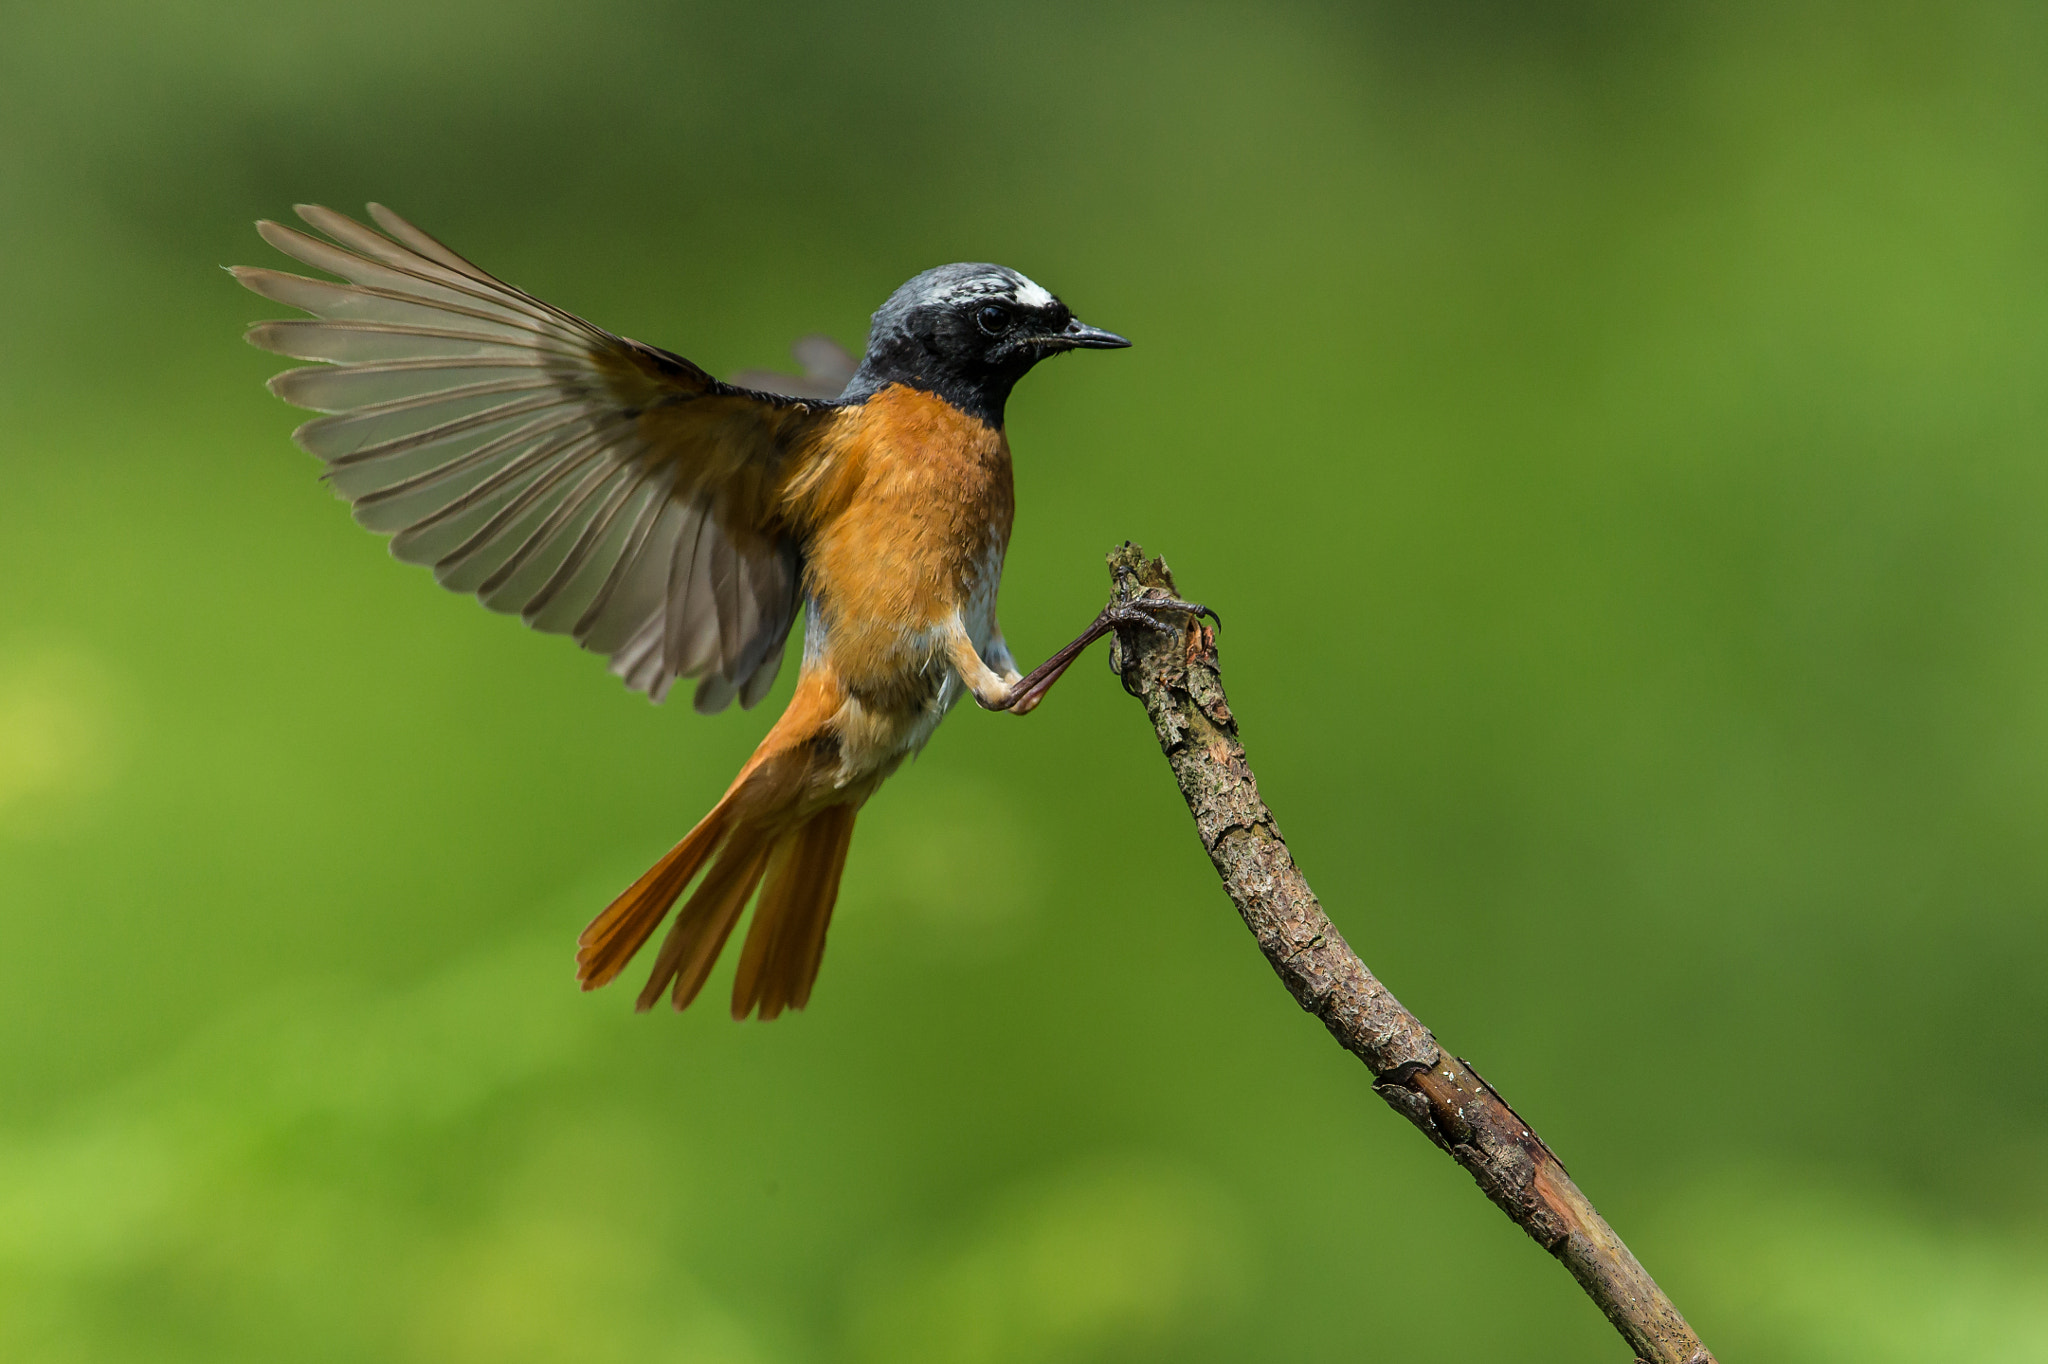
[[1102, 542, 1714, 1364]]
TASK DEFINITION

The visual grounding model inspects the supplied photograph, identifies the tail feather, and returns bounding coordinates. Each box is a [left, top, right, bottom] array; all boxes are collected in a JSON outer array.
[[731, 803, 858, 1020], [576, 726, 863, 1018], [576, 808, 731, 989], [730, 831, 808, 1018], [635, 828, 775, 1011], [787, 804, 856, 1012]]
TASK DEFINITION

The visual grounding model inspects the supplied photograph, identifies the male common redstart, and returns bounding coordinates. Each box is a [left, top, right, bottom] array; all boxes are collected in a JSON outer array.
[[236, 205, 1205, 1020]]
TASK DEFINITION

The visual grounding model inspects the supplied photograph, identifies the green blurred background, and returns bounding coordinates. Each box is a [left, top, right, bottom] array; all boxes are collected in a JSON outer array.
[[4, 2, 2047, 1359]]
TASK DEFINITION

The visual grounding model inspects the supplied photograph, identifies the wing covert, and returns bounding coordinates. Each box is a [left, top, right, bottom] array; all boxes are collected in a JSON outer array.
[[236, 203, 830, 712]]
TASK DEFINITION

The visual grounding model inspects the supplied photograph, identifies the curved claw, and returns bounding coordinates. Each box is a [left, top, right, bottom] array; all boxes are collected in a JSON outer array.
[[999, 591, 1220, 717], [1113, 595, 1218, 633]]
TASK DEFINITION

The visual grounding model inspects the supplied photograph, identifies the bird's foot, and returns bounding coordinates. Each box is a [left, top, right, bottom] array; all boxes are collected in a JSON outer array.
[[995, 595, 1218, 715], [1105, 594, 1219, 634]]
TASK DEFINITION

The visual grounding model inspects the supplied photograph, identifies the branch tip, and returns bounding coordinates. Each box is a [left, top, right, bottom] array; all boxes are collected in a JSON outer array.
[[1104, 541, 1714, 1364]]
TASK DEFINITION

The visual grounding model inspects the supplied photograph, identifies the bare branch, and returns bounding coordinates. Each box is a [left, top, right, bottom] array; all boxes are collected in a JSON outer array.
[[1100, 542, 1714, 1364]]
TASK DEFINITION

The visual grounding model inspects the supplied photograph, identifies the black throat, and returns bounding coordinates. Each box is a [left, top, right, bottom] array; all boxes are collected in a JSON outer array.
[[840, 331, 1030, 429]]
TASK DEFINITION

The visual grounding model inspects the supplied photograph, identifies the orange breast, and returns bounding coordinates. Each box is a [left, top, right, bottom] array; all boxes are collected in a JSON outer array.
[[782, 385, 1014, 703]]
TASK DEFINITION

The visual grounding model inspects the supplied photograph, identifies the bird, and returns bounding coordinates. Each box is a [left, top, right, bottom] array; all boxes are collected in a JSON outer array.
[[233, 203, 1207, 1021]]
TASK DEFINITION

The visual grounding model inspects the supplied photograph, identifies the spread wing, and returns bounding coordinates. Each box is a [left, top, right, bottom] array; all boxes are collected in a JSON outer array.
[[236, 204, 835, 712]]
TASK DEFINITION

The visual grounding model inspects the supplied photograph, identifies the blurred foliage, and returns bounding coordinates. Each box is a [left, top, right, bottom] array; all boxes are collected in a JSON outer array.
[[4, 1, 2048, 1359]]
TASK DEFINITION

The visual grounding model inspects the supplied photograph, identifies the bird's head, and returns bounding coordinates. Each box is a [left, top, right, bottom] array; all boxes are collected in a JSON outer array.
[[846, 263, 1128, 427]]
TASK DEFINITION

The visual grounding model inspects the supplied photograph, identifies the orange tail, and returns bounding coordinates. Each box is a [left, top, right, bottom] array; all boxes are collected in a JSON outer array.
[[731, 803, 858, 1020], [575, 743, 862, 1019], [575, 802, 735, 994]]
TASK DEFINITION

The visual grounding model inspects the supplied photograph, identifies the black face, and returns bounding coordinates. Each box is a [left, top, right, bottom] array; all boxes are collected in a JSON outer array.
[[843, 264, 1130, 428]]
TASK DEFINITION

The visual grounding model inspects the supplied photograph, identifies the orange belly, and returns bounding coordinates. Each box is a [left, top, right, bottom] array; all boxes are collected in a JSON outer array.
[[771, 383, 1016, 783], [576, 384, 1023, 1015]]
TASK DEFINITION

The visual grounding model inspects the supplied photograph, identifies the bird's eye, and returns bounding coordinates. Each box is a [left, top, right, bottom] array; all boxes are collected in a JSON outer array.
[[976, 304, 1011, 335]]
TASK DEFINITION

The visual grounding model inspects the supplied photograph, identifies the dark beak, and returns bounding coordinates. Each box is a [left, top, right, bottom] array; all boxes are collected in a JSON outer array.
[[1046, 317, 1131, 350]]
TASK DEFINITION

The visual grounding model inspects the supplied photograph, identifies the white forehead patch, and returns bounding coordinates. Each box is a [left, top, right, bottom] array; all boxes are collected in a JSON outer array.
[[1008, 275, 1055, 309]]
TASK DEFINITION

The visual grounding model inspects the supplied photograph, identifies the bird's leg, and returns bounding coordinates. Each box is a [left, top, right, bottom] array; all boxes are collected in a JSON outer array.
[[999, 595, 1215, 715], [947, 628, 1027, 712]]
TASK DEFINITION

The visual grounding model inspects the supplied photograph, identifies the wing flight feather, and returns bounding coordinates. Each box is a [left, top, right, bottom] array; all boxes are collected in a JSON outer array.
[[236, 203, 833, 710]]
